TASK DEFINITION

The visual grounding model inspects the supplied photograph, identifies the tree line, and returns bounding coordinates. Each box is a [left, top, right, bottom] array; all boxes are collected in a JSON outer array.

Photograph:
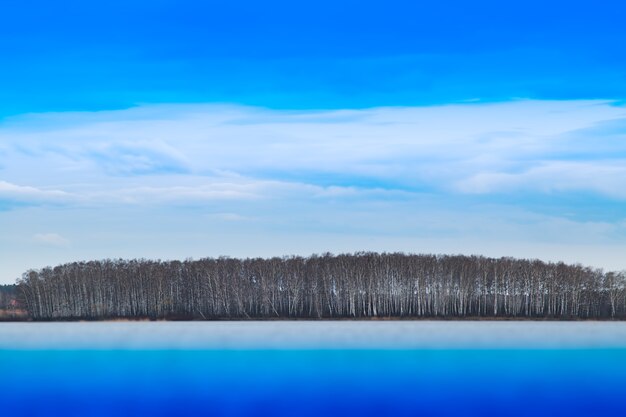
[[16, 253, 626, 320], [0, 284, 17, 309], [0, 284, 27, 320]]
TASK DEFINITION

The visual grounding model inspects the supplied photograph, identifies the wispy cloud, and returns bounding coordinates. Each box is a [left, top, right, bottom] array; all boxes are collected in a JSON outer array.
[[33, 233, 70, 247], [1, 100, 626, 282], [88, 141, 190, 176], [456, 161, 626, 198], [1, 99, 625, 206], [0, 180, 72, 204]]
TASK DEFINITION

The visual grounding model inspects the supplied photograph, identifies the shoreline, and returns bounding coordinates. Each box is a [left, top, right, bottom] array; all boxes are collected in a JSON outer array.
[[3, 316, 625, 323]]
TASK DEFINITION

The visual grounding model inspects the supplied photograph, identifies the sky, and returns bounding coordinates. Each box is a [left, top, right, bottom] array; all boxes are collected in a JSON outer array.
[[1, 0, 626, 283]]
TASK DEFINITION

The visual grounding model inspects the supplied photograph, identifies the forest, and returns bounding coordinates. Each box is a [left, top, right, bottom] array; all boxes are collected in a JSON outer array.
[[0, 284, 27, 320], [15, 253, 626, 320], [0, 284, 16, 309]]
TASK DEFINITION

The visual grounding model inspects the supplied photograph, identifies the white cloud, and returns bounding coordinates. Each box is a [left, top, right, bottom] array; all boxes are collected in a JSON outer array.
[[1, 99, 624, 205], [33, 233, 70, 247], [210, 213, 251, 222], [456, 161, 626, 198], [0, 180, 72, 203], [1, 100, 626, 280]]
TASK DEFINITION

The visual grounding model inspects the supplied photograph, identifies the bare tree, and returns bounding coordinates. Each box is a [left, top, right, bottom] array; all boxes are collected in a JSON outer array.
[[16, 253, 626, 320]]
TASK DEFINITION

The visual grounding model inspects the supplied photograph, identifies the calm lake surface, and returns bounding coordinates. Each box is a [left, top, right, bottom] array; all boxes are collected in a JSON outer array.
[[1, 321, 625, 416]]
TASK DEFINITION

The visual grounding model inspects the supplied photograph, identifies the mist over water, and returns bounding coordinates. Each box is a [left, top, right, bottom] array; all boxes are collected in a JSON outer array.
[[2, 321, 626, 349], [1, 322, 626, 416]]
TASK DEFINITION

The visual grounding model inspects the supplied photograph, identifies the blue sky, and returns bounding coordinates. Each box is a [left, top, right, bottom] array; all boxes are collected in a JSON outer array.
[[2, 0, 626, 114], [1, 1, 626, 282]]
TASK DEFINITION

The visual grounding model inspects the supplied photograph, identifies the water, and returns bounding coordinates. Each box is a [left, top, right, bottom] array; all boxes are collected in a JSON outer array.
[[1, 322, 625, 416]]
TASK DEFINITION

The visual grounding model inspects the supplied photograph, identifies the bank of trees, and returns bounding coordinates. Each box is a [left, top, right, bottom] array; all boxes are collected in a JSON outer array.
[[16, 253, 626, 320], [0, 284, 27, 320], [0, 284, 17, 309]]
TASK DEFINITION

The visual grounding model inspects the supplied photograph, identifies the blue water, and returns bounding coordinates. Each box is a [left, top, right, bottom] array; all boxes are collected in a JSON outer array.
[[1, 348, 625, 417]]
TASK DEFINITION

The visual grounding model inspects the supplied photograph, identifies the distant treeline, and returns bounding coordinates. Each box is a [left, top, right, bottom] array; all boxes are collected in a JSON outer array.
[[0, 284, 17, 309], [17, 253, 626, 320], [0, 284, 27, 320]]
